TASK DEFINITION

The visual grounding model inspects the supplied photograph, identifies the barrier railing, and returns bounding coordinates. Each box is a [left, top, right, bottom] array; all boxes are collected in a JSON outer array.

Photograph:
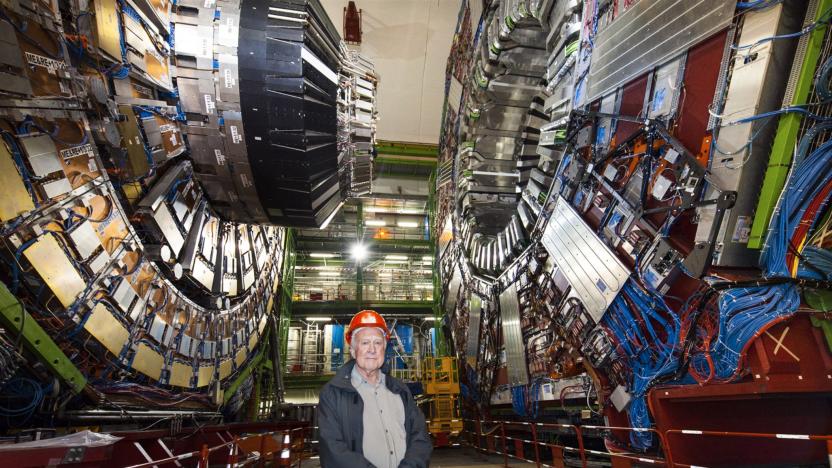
[[460, 418, 832, 468], [124, 425, 312, 468]]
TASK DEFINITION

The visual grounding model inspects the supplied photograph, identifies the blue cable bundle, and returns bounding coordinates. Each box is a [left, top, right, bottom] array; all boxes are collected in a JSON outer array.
[[602, 280, 680, 450], [689, 284, 800, 381], [0, 377, 50, 424], [761, 127, 832, 278]]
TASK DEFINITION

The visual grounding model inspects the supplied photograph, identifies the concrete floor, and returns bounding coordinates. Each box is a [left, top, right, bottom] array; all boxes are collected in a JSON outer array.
[[300, 446, 535, 467]]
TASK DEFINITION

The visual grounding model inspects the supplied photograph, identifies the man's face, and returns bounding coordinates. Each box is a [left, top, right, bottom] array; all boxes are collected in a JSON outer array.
[[351, 327, 386, 374]]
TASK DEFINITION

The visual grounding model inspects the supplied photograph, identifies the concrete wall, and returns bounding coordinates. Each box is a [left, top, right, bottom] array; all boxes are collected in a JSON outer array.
[[320, 0, 460, 144]]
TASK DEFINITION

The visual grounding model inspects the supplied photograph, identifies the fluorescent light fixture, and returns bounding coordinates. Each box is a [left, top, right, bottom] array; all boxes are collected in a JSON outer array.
[[377, 272, 393, 277], [423, 317, 437, 321], [310, 253, 336, 258], [350, 243, 368, 262], [422, 256, 433, 261], [319, 271, 339, 277], [364, 219, 386, 227], [386, 255, 408, 260], [397, 221, 419, 228], [415, 284, 433, 289], [306, 317, 332, 322]]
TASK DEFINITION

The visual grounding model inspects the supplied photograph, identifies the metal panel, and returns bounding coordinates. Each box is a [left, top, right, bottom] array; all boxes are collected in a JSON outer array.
[[586, 0, 734, 101], [444, 267, 463, 315], [152, 203, 185, 255], [697, 4, 800, 266], [24, 234, 86, 308], [83, 303, 129, 356], [540, 197, 630, 322], [465, 295, 482, 362], [133, 343, 164, 380], [20, 135, 62, 176], [170, 361, 193, 387], [0, 141, 35, 221], [499, 283, 527, 386], [68, 220, 101, 260]]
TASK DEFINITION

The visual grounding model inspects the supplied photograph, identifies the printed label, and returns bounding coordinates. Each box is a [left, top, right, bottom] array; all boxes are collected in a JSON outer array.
[[223, 68, 235, 89], [230, 125, 242, 144], [214, 149, 226, 165], [60, 144, 94, 161], [204, 94, 215, 113], [25, 52, 66, 73], [240, 173, 252, 188]]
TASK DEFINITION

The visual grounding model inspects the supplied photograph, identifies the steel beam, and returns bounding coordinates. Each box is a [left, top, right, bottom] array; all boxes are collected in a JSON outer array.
[[375, 140, 439, 158], [0, 281, 87, 393]]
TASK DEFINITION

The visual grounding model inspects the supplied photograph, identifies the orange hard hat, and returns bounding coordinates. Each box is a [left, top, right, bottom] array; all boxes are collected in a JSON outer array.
[[346, 310, 389, 345]]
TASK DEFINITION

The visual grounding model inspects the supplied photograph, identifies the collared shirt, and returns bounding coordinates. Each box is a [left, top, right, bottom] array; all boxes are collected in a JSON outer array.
[[351, 366, 407, 468]]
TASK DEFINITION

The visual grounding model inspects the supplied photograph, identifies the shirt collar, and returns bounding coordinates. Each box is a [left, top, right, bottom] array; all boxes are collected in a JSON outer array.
[[351, 364, 385, 389]]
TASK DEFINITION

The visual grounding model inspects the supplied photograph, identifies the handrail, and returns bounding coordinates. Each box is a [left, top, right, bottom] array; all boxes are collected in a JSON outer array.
[[459, 418, 832, 468], [123, 425, 312, 468]]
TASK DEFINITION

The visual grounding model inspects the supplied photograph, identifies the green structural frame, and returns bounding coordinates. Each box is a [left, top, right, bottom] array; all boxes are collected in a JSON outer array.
[[748, 0, 832, 249], [0, 281, 87, 394]]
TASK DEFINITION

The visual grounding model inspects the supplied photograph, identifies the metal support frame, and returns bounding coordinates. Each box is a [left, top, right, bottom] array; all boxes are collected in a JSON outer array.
[[375, 141, 439, 158], [223, 333, 267, 404], [0, 281, 87, 394], [279, 229, 296, 371], [356, 201, 364, 309], [749, 0, 832, 248]]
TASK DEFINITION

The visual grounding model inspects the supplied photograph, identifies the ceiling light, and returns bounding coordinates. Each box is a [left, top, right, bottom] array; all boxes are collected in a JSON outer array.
[[319, 271, 339, 277], [306, 317, 332, 322], [423, 317, 437, 321], [415, 284, 433, 289], [350, 242, 368, 262], [365, 219, 386, 227], [310, 253, 336, 258], [377, 272, 393, 277], [422, 256, 433, 261], [386, 255, 408, 260], [397, 221, 419, 228]]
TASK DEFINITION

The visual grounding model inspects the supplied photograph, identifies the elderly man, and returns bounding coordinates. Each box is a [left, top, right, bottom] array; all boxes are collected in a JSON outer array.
[[318, 310, 432, 468]]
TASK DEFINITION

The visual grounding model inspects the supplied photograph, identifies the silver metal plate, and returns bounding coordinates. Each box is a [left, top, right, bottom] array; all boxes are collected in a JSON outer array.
[[540, 197, 630, 322], [586, 0, 734, 101], [499, 283, 527, 386], [68, 220, 101, 260], [113, 278, 137, 313], [152, 203, 184, 255], [465, 294, 481, 361], [149, 316, 167, 342], [42, 178, 73, 199], [21, 135, 62, 176]]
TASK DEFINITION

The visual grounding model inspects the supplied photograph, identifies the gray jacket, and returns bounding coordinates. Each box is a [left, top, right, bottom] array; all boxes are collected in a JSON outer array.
[[317, 360, 432, 468]]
